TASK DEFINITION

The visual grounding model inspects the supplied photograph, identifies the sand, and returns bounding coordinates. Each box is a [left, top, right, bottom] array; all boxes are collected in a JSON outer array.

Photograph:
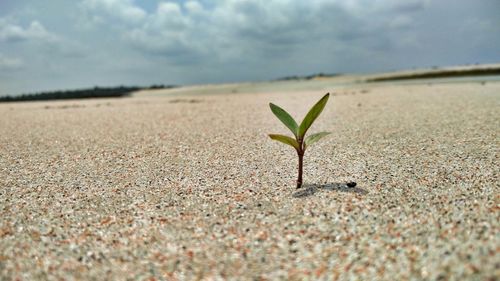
[[0, 80, 499, 280]]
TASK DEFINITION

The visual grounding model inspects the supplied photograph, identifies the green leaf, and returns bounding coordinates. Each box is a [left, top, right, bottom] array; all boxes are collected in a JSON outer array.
[[304, 132, 330, 149], [269, 134, 300, 151], [269, 103, 298, 137], [298, 93, 330, 139]]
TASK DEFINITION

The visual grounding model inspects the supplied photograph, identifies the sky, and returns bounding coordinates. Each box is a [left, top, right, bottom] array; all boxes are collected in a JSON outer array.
[[0, 0, 499, 96]]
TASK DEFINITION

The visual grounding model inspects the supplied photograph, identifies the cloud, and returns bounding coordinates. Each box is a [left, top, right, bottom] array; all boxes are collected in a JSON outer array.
[[80, 0, 146, 25], [77, 0, 429, 64], [76, 1, 346, 63], [0, 54, 23, 70], [0, 20, 58, 43], [0, 16, 87, 61]]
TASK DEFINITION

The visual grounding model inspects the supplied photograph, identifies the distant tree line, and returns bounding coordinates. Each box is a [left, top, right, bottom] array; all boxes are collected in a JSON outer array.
[[366, 67, 500, 82], [275, 73, 341, 81], [0, 84, 177, 102]]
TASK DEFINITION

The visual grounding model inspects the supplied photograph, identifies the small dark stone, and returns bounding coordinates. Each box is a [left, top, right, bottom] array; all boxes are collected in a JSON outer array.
[[257, 203, 262, 207], [346, 182, 357, 188]]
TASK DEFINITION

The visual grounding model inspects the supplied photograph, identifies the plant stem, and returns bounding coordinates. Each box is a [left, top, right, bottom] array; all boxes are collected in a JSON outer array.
[[297, 148, 304, 189]]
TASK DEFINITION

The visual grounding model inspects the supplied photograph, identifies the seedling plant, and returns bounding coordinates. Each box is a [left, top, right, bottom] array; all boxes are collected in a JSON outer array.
[[269, 93, 330, 189]]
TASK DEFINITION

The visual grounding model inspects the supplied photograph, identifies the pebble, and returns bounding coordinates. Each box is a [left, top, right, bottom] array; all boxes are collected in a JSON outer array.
[[346, 182, 357, 188]]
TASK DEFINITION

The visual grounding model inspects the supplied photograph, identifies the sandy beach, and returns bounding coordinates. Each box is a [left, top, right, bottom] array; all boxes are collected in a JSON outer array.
[[0, 79, 499, 280]]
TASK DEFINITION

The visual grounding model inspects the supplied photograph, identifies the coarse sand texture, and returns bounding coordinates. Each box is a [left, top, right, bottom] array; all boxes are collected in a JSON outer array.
[[0, 82, 499, 280]]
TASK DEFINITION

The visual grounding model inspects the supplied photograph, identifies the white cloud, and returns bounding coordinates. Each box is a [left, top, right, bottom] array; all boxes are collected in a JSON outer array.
[[0, 17, 85, 58], [0, 54, 23, 70], [0, 20, 58, 42], [80, 1, 343, 61], [80, 0, 146, 25], [154, 2, 187, 29], [185, 1, 204, 15], [78, 0, 426, 60]]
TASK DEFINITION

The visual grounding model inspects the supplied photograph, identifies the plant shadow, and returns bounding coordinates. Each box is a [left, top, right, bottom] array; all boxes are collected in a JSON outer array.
[[292, 182, 368, 198]]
